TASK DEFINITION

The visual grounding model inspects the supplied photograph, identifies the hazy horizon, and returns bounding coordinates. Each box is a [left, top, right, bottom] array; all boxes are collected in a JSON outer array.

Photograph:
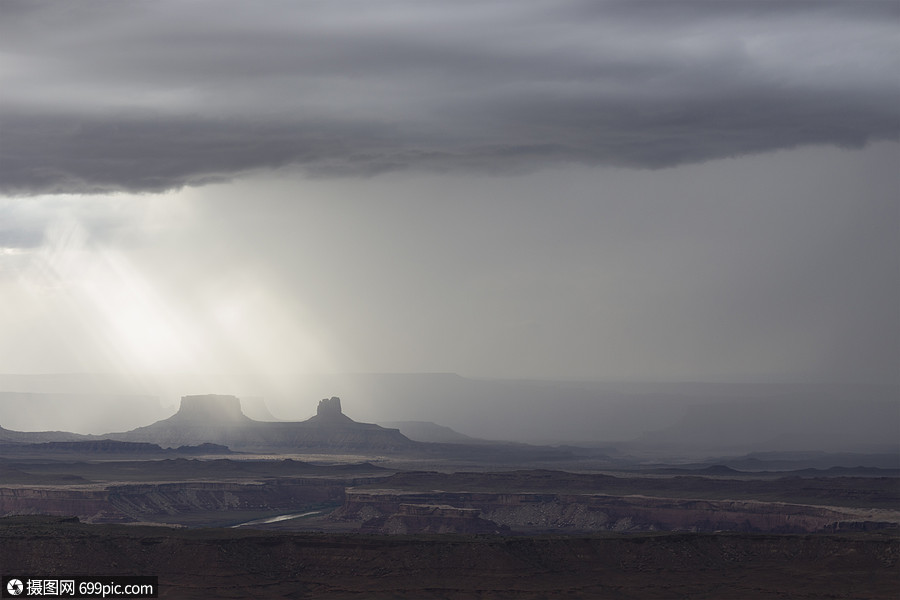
[[1, 373, 896, 458]]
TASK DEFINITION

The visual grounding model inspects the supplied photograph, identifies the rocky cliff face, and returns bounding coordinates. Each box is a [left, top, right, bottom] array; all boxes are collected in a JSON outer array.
[[309, 397, 354, 424], [0, 479, 346, 524], [333, 489, 896, 534], [360, 503, 509, 534], [4, 480, 896, 534]]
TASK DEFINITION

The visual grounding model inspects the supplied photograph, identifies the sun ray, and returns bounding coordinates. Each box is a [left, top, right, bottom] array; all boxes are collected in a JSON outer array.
[[2, 194, 338, 402]]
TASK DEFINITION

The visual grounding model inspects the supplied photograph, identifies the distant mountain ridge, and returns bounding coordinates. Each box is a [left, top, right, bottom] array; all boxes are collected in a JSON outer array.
[[3, 373, 897, 457], [378, 421, 490, 444], [0, 424, 88, 444], [0, 439, 231, 456]]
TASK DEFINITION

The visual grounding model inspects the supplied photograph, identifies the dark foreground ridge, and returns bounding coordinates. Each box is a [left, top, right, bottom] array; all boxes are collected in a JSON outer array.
[[1, 516, 897, 599]]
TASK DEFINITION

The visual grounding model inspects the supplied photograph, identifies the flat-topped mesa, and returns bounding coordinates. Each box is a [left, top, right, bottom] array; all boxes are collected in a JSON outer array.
[[107, 394, 416, 452], [318, 396, 342, 417], [308, 396, 354, 424], [173, 394, 251, 423]]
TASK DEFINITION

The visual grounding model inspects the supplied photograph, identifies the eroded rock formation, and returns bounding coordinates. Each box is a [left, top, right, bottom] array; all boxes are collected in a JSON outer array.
[[333, 489, 897, 534], [313, 397, 352, 423], [360, 503, 509, 534], [0, 479, 346, 524]]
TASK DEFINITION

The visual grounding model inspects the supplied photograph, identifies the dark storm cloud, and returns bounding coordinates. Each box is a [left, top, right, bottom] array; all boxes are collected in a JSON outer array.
[[1, 0, 897, 194], [571, 0, 900, 21]]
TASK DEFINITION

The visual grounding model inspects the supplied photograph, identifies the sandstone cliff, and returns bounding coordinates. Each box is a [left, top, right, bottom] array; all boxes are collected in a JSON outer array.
[[0, 479, 347, 524], [360, 503, 509, 534], [333, 488, 898, 534]]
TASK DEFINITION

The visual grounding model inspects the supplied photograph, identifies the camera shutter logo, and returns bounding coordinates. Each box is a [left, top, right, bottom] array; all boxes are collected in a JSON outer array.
[[6, 579, 24, 596]]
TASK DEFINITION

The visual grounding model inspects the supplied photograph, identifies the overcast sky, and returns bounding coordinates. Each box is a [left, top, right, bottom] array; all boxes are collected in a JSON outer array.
[[1, 0, 897, 393]]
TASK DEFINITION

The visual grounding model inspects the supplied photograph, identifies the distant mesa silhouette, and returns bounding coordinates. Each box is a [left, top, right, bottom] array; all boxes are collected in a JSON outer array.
[[104, 394, 416, 453], [0, 423, 89, 444], [172, 394, 251, 423], [308, 396, 354, 424]]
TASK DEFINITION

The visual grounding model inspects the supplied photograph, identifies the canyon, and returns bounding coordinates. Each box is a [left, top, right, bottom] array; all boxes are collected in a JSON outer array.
[[1, 464, 897, 535], [2, 392, 898, 598]]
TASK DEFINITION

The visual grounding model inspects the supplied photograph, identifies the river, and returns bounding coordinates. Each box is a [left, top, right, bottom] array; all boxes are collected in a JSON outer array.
[[229, 511, 322, 528]]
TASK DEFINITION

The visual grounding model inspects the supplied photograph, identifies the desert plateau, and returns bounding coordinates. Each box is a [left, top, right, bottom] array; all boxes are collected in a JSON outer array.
[[2, 392, 897, 598], [2, 2, 898, 597]]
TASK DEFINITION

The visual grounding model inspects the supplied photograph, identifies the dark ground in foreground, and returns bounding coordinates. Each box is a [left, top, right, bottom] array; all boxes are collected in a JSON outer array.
[[1, 516, 897, 599]]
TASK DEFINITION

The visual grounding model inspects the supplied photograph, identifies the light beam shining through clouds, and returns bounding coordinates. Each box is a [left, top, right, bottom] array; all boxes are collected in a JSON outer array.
[[0, 1, 897, 401], [0, 194, 338, 395]]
